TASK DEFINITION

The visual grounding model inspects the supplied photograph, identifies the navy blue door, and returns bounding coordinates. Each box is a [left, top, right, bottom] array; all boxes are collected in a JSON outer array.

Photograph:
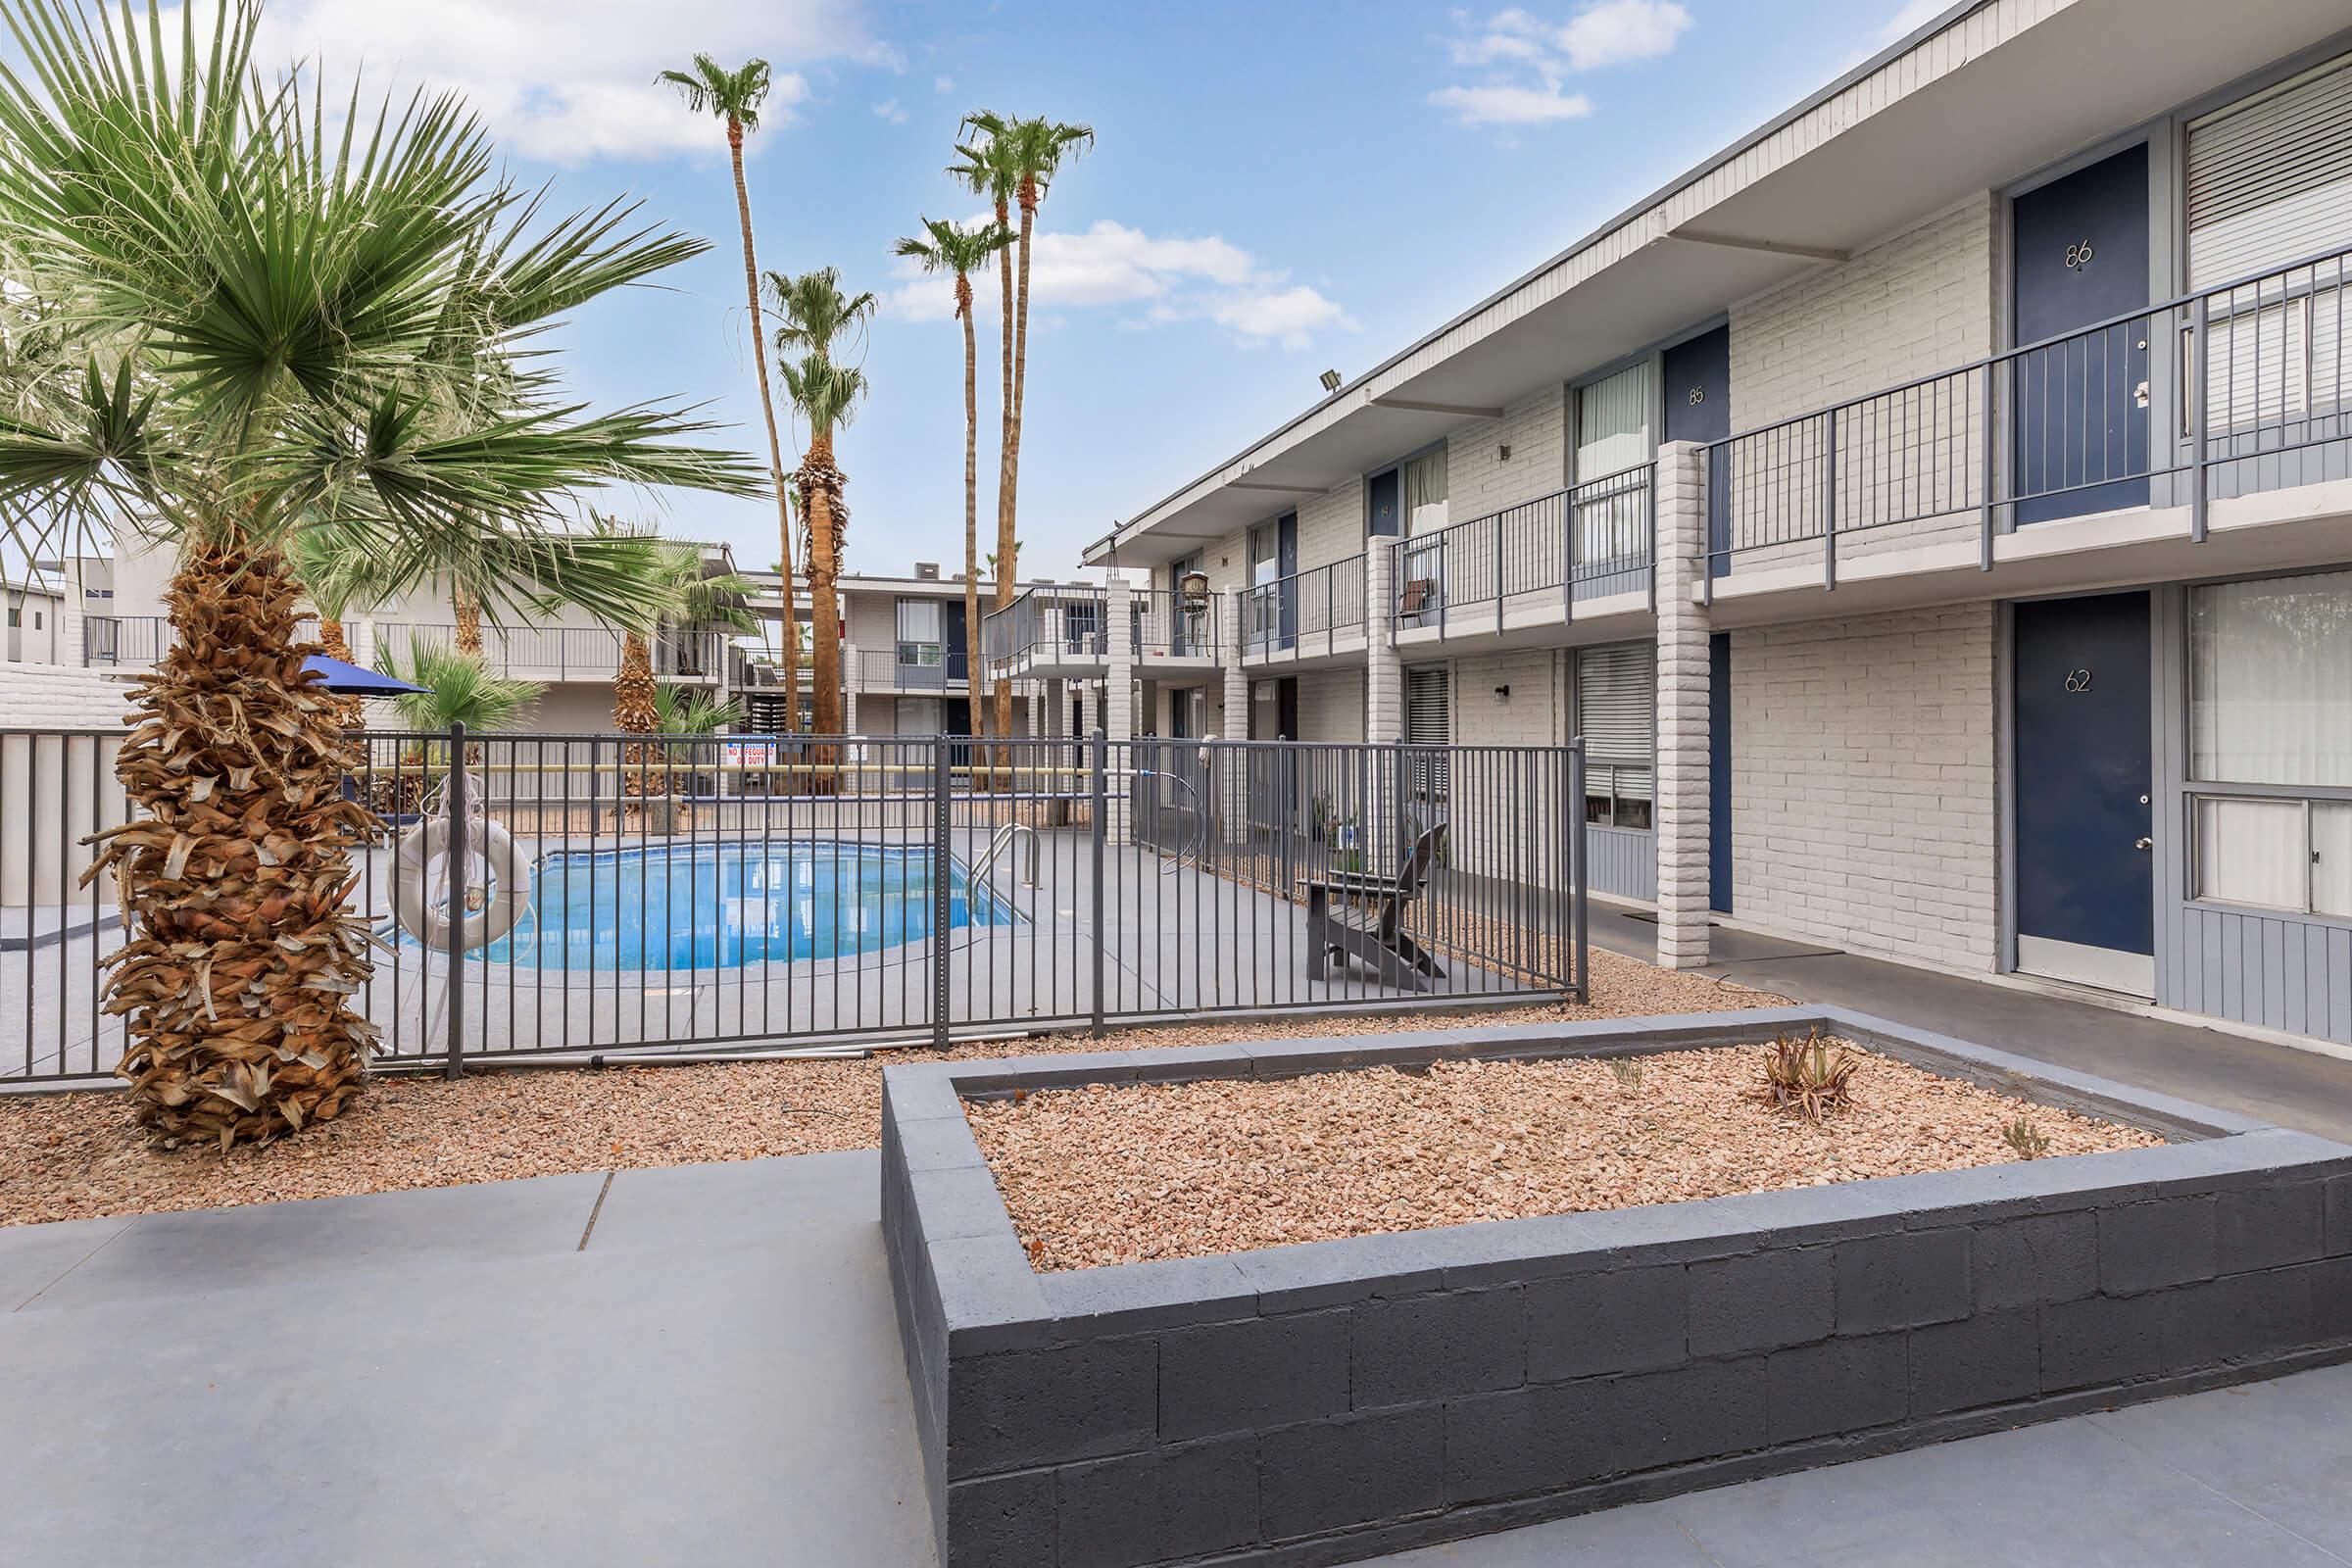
[[2012, 145, 2150, 524], [1663, 326, 1732, 577], [942, 600, 967, 684], [2014, 593, 2152, 968], [1366, 468, 1401, 537], [1708, 632, 1732, 913], [1277, 513, 1298, 646]]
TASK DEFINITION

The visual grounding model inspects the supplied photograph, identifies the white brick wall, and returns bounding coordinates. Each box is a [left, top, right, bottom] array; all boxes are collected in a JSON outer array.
[[0, 664, 130, 728], [1727, 193, 2000, 564], [1446, 384, 1567, 522], [1653, 443, 1712, 967], [1729, 602, 1998, 970], [1296, 479, 1363, 570], [1292, 668, 1364, 744], [1448, 650, 1562, 748]]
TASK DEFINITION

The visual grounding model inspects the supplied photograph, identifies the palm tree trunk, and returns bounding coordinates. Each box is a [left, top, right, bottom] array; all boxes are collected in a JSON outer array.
[[959, 279, 987, 765], [87, 537, 377, 1149], [315, 616, 367, 730], [453, 589, 482, 659], [615, 630, 659, 805], [993, 194, 1018, 762], [730, 115, 803, 735], [802, 430, 847, 760]]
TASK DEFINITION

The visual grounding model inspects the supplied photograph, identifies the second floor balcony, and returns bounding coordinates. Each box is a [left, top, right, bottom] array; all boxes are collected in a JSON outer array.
[[1700, 242, 2352, 605], [371, 623, 727, 685], [1240, 554, 1367, 666], [1388, 463, 1656, 644], [856, 643, 971, 692]]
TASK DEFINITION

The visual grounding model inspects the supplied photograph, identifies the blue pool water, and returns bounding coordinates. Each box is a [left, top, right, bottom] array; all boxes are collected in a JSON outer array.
[[405, 842, 1020, 971]]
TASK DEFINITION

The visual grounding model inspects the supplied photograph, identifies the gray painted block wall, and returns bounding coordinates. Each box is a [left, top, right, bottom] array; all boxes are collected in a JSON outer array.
[[883, 1009, 2352, 1568]]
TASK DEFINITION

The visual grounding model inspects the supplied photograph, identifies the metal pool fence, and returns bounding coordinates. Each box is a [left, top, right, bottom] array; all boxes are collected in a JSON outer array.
[[0, 728, 1589, 1086]]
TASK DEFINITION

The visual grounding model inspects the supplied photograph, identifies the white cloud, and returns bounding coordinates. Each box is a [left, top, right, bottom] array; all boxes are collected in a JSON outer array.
[[1433, 0, 1689, 132], [871, 97, 908, 123], [1428, 81, 1592, 126], [1554, 0, 1690, 69], [933, 74, 956, 94], [230, 0, 895, 165], [883, 218, 1355, 350]]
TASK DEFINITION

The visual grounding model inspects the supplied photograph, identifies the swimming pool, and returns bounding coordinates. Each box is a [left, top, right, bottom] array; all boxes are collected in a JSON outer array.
[[402, 842, 1021, 972]]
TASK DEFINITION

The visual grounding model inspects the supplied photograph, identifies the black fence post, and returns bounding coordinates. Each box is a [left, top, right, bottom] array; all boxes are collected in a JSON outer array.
[[1568, 738, 1590, 1002], [932, 738, 952, 1051], [1090, 727, 1107, 1037], [444, 721, 466, 1080]]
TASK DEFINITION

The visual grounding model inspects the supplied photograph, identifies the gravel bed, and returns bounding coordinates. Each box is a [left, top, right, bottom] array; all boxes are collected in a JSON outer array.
[[0, 949, 1774, 1228], [967, 1043, 2166, 1270]]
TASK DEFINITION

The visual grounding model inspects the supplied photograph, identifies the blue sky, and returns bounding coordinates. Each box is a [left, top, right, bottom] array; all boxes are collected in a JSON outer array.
[[250, 0, 1939, 579]]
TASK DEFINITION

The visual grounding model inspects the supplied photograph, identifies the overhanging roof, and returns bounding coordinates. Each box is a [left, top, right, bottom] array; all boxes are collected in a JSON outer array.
[[1089, 0, 2352, 567]]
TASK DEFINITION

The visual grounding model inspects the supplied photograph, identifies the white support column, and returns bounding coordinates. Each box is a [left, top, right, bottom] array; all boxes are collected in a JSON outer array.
[[1653, 440, 1712, 970], [1218, 594, 1250, 843], [1365, 543, 1403, 744], [1102, 580, 1135, 846], [1079, 679, 1100, 738]]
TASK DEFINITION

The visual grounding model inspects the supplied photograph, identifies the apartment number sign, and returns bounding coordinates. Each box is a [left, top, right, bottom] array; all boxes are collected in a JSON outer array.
[[1687, 386, 1706, 405], [2064, 667, 2094, 693], [2065, 238, 2095, 271]]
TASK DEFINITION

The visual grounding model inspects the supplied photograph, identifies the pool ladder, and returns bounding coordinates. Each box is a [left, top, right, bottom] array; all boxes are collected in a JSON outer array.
[[970, 821, 1041, 896]]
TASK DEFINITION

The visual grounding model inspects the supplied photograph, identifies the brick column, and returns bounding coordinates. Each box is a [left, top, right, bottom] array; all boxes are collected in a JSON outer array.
[[1653, 440, 1712, 969], [1364, 543, 1403, 744], [1218, 594, 1250, 843], [1102, 581, 1135, 845]]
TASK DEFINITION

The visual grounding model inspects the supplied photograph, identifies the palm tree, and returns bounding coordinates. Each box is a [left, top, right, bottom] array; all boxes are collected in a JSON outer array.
[[390, 645, 546, 739], [893, 217, 1014, 750], [654, 683, 745, 735], [659, 54, 804, 735], [593, 530, 758, 801], [956, 112, 1094, 741], [0, 0, 762, 1147], [764, 268, 875, 738]]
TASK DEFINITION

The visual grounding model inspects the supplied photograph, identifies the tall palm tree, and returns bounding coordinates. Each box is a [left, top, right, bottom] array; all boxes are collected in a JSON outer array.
[[592, 529, 757, 801], [893, 217, 1013, 748], [764, 268, 875, 738], [659, 54, 804, 734], [956, 112, 1094, 741], [0, 0, 762, 1147]]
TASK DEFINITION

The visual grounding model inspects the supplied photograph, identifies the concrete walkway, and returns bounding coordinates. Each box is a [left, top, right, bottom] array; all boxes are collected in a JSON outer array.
[[1, 1152, 936, 1568], [1591, 905, 2352, 1144], [8, 1146, 2352, 1567]]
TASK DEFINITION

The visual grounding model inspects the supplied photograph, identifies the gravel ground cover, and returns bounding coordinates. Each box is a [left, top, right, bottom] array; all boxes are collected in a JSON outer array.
[[0, 949, 1771, 1227], [967, 1042, 2167, 1270]]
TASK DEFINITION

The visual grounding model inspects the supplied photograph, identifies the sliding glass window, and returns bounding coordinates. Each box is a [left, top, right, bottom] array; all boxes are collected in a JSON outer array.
[[2188, 568, 2352, 916]]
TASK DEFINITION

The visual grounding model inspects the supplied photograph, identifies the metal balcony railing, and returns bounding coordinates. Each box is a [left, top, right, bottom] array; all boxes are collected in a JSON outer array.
[[984, 585, 1106, 665], [1388, 463, 1655, 636], [860, 644, 972, 690], [1701, 242, 2352, 589], [1240, 553, 1367, 659], [82, 614, 318, 666], [1133, 587, 1220, 660], [372, 624, 725, 681]]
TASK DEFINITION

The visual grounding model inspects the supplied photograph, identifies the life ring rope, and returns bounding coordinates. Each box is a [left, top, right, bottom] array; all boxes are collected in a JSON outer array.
[[394, 811, 530, 955]]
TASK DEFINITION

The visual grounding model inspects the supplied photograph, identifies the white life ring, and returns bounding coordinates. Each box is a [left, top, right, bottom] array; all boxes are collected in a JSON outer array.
[[394, 816, 530, 954]]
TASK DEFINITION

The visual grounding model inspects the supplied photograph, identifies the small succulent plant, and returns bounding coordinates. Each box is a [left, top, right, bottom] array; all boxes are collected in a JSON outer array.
[[1606, 1057, 1644, 1092], [2001, 1116, 2052, 1160], [1761, 1028, 1858, 1123]]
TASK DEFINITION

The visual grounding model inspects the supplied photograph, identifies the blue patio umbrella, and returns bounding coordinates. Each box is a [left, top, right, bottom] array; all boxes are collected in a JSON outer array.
[[304, 653, 426, 697]]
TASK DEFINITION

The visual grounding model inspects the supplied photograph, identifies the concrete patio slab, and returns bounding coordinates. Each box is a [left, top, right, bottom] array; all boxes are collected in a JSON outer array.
[[7, 1137, 2352, 1568], [0, 1152, 934, 1568]]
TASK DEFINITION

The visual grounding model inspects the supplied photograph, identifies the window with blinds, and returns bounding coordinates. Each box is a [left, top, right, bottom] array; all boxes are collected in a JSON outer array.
[[2186, 53, 2352, 289], [895, 598, 943, 665], [1405, 663, 1450, 805], [1575, 643, 1654, 828]]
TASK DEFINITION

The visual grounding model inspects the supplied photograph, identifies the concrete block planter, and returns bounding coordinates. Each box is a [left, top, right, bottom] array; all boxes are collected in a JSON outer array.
[[881, 1005, 2352, 1567]]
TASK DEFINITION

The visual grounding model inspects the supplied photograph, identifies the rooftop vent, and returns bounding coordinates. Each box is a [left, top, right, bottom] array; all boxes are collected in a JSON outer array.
[[914, 562, 941, 580]]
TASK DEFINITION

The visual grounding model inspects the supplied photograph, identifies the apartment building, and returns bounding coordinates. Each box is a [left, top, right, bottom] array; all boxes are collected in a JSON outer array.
[[1043, 0, 2352, 1051]]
